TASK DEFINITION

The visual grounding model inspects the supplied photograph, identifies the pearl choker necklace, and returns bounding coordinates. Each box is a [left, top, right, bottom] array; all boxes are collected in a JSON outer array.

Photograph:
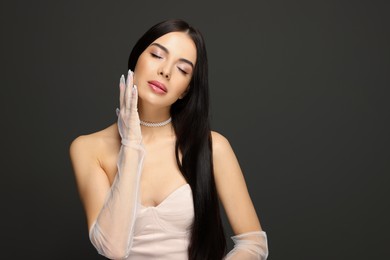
[[140, 117, 172, 127]]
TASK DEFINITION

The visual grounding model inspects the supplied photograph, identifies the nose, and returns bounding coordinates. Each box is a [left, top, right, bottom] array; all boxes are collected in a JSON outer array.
[[159, 71, 169, 78], [159, 70, 170, 80], [158, 64, 171, 80]]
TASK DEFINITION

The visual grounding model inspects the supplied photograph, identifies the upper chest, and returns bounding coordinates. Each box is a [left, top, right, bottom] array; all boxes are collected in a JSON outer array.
[[100, 136, 187, 206], [101, 137, 180, 180]]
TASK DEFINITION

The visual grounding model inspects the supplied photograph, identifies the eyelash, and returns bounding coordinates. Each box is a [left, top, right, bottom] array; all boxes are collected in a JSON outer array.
[[151, 53, 162, 59], [178, 68, 188, 75], [151, 52, 189, 75]]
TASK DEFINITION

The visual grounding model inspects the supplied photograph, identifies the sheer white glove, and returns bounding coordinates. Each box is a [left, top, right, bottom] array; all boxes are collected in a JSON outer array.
[[225, 231, 269, 260], [116, 70, 142, 145], [89, 70, 145, 259]]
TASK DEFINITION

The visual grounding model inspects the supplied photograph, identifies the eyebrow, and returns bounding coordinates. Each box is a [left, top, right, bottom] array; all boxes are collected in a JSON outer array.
[[150, 42, 194, 68]]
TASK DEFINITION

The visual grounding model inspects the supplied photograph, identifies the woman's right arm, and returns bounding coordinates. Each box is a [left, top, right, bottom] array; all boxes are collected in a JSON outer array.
[[69, 71, 144, 259]]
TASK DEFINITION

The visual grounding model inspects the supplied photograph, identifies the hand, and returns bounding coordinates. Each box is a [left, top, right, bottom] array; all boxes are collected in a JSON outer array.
[[116, 70, 142, 145]]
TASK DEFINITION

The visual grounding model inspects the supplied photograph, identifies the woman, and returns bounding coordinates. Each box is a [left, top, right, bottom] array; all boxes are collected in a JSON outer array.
[[69, 19, 268, 260]]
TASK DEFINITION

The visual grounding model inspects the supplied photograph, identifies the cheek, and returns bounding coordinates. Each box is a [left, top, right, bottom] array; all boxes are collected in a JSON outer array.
[[133, 65, 147, 88], [134, 52, 151, 72], [173, 80, 190, 96], [133, 58, 145, 79]]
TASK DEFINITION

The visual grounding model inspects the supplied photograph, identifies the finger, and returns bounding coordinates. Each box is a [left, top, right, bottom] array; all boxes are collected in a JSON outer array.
[[126, 69, 134, 90], [119, 75, 125, 109], [125, 77, 132, 111], [125, 70, 134, 111], [131, 85, 139, 114]]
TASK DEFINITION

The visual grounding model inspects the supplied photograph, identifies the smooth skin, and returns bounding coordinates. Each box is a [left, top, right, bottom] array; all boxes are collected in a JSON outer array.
[[69, 32, 262, 239]]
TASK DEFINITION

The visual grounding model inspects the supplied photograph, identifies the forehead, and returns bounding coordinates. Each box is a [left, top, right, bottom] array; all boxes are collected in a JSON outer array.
[[151, 32, 197, 64]]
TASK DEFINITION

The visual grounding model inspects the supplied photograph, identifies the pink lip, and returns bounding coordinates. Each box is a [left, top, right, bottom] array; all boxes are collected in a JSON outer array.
[[148, 80, 167, 94]]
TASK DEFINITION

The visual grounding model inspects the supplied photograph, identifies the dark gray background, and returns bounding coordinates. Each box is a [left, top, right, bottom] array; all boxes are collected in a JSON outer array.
[[1, 0, 389, 259]]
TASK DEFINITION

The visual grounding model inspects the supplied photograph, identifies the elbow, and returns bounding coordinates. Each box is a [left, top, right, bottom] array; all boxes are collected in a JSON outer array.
[[89, 225, 131, 259], [102, 250, 130, 260], [93, 242, 131, 260]]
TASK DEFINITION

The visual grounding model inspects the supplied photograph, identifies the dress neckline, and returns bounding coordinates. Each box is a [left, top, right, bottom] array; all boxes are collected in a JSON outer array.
[[139, 183, 191, 209]]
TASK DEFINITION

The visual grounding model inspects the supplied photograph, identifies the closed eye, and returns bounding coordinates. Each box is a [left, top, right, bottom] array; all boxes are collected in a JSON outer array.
[[151, 53, 162, 59], [178, 67, 189, 75]]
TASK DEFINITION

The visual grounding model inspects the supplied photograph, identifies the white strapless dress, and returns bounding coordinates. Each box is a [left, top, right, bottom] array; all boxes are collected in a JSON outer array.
[[127, 184, 194, 259]]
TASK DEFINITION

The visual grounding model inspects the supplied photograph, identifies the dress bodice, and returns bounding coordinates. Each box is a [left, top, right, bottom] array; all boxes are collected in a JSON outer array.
[[128, 184, 194, 259]]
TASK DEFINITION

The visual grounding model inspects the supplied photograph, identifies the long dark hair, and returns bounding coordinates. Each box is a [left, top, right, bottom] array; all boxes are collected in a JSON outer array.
[[128, 19, 226, 259]]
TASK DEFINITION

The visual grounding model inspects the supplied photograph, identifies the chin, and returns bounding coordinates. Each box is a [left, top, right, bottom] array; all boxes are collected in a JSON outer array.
[[139, 93, 168, 108]]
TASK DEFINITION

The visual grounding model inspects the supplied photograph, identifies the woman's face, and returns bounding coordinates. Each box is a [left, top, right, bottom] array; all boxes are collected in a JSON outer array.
[[133, 31, 197, 108]]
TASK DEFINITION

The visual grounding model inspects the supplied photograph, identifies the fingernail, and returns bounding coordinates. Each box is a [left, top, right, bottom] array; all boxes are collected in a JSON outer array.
[[120, 75, 125, 84], [128, 69, 133, 78], [133, 84, 137, 93]]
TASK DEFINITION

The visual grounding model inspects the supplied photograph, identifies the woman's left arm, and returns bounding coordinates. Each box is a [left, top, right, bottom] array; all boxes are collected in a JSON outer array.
[[211, 131, 269, 260]]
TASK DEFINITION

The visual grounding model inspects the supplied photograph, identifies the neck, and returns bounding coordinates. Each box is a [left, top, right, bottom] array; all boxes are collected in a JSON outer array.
[[138, 99, 171, 123], [137, 99, 174, 140]]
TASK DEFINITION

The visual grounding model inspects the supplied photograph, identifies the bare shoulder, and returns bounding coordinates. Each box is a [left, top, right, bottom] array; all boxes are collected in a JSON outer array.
[[69, 123, 120, 185], [211, 130, 234, 159], [210, 130, 240, 178], [69, 123, 119, 157]]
